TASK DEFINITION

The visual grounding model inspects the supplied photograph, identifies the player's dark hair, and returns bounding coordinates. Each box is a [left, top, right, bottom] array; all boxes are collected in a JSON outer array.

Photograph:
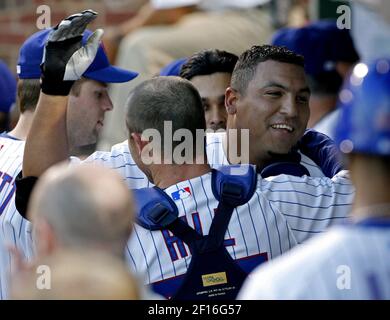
[[180, 49, 238, 80], [126, 76, 205, 155], [17, 79, 41, 113], [231, 45, 304, 94], [70, 77, 88, 97]]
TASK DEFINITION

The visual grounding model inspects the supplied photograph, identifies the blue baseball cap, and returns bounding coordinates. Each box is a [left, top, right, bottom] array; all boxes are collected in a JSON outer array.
[[17, 28, 138, 83], [271, 20, 359, 76], [159, 58, 187, 76], [0, 60, 16, 113]]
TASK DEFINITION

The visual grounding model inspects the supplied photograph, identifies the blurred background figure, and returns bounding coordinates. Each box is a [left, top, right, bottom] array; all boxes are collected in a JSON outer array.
[[351, 0, 390, 62], [26, 163, 134, 259], [11, 249, 140, 300], [0, 60, 17, 133], [180, 49, 238, 131], [271, 20, 359, 138], [100, 0, 274, 149], [0, 0, 328, 151], [8, 163, 145, 299]]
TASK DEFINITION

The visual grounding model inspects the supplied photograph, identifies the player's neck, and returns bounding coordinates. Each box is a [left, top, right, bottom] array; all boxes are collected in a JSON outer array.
[[352, 187, 390, 220], [352, 203, 390, 222], [8, 110, 34, 140], [151, 163, 211, 189], [225, 129, 264, 166], [351, 157, 390, 220], [307, 95, 337, 128]]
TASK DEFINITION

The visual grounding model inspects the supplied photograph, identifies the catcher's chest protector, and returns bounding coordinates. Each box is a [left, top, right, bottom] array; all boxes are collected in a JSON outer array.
[[134, 165, 263, 300]]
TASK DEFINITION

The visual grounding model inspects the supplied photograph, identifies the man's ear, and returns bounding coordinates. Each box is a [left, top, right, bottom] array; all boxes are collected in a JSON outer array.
[[35, 218, 57, 256], [130, 132, 148, 155], [225, 87, 239, 115]]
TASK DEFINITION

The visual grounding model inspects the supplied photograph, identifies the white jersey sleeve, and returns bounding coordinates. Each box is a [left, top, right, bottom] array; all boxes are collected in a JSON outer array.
[[0, 136, 33, 299], [81, 140, 151, 189], [260, 170, 354, 243], [238, 224, 390, 299]]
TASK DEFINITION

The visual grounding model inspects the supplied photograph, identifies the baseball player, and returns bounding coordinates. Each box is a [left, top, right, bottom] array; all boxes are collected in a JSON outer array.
[[238, 59, 390, 300], [180, 49, 238, 131], [204, 44, 338, 177], [15, 11, 350, 299], [0, 10, 138, 299], [16, 12, 338, 202], [120, 76, 353, 299], [21, 23, 339, 182]]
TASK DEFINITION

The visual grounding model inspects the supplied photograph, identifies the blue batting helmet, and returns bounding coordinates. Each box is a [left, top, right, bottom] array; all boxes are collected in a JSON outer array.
[[334, 59, 390, 156]]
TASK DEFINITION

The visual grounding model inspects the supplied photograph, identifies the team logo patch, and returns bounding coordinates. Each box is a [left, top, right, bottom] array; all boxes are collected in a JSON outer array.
[[171, 187, 192, 200], [202, 272, 228, 287]]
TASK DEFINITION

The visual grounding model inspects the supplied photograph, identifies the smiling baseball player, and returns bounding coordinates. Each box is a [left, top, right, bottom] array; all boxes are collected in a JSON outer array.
[[9, 10, 352, 300], [238, 60, 390, 300]]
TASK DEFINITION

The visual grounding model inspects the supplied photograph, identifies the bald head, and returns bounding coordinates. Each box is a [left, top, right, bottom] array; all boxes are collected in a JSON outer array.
[[28, 163, 134, 257], [11, 249, 140, 300]]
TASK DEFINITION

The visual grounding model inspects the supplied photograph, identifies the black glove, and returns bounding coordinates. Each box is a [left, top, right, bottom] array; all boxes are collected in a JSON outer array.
[[15, 172, 38, 220], [40, 9, 102, 95]]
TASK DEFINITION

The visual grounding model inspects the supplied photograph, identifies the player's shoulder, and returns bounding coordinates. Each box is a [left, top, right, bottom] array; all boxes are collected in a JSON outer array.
[[260, 168, 351, 191], [206, 131, 225, 143], [0, 134, 25, 146], [164, 170, 213, 202], [239, 227, 347, 299], [206, 131, 225, 151], [240, 223, 390, 299], [206, 131, 228, 167], [259, 171, 327, 192], [83, 140, 132, 165], [299, 151, 326, 177], [0, 135, 25, 158]]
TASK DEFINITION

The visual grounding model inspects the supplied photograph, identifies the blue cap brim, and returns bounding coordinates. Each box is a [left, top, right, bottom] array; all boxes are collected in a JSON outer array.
[[84, 65, 138, 83]]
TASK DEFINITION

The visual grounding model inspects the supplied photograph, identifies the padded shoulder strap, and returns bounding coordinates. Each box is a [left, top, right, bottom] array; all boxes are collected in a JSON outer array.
[[133, 186, 179, 230], [211, 164, 257, 207], [298, 129, 344, 178], [260, 161, 310, 178]]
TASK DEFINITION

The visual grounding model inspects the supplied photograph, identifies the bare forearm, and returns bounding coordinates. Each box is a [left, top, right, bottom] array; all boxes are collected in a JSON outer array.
[[23, 93, 69, 177]]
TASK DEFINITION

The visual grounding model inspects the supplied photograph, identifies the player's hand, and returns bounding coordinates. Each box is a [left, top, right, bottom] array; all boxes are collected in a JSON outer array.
[[41, 9, 104, 96]]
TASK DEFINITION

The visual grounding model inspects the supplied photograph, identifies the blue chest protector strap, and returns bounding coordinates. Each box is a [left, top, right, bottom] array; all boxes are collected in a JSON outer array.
[[134, 165, 258, 300]]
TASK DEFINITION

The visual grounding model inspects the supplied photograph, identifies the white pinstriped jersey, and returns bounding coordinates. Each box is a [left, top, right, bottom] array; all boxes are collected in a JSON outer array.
[[77, 141, 151, 189], [80, 132, 327, 188], [0, 140, 150, 299], [0, 134, 33, 300], [238, 219, 390, 299], [205, 132, 326, 177], [0, 134, 339, 299], [124, 170, 354, 296]]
